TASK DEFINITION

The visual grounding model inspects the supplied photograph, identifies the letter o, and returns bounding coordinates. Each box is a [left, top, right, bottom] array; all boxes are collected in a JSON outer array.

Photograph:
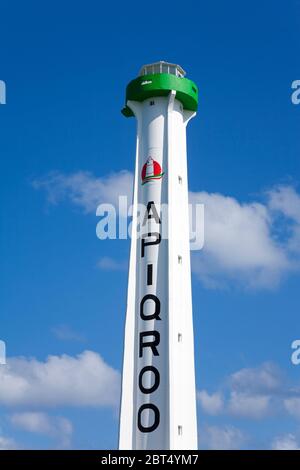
[[138, 366, 160, 394], [137, 403, 160, 433]]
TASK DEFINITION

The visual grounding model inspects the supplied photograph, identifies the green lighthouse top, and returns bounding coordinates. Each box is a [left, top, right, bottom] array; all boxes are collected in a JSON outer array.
[[122, 61, 198, 117]]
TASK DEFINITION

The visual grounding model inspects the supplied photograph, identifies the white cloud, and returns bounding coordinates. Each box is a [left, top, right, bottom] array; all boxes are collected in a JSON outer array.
[[229, 362, 282, 394], [190, 190, 293, 289], [227, 363, 280, 419], [267, 185, 300, 255], [32, 170, 133, 213], [228, 392, 271, 419], [10, 412, 73, 448], [33, 170, 300, 289], [0, 350, 120, 408], [200, 425, 246, 450], [97, 257, 127, 272], [51, 324, 85, 342], [268, 185, 300, 224], [0, 435, 18, 450], [271, 433, 300, 450], [197, 390, 224, 415], [199, 363, 282, 420], [284, 398, 300, 419]]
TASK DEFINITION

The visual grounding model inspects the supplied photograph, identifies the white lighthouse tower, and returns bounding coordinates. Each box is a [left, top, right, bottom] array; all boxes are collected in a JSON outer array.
[[119, 61, 198, 450]]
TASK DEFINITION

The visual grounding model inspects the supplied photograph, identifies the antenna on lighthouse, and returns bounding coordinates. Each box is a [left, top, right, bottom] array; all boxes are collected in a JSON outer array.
[[119, 61, 198, 450]]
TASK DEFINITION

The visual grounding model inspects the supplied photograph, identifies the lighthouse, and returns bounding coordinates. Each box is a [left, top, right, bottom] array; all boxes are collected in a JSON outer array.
[[119, 61, 198, 450]]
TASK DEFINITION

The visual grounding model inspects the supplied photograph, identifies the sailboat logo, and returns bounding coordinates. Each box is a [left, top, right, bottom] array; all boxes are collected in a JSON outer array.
[[141, 157, 164, 185]]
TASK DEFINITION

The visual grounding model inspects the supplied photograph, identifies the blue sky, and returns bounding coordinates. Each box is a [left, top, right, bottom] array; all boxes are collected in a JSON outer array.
[[0, 0, 300, 449]]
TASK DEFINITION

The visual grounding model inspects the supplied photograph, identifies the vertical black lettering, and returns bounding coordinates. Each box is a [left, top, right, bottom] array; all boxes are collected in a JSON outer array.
[[147, 264, 153, 285], [140, 294, 161, 321], [143, 201, 161, 225], [141, 232, 161, 258]]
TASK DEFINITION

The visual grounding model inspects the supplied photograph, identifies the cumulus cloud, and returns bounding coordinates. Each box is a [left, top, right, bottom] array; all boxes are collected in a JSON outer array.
[[267, 185, 300, 255], [32, 170, 133, 213], [227, 392, 271, 419], [268, 185, 300, 225], [0, 350, 120, 408], [199, 362, 300, 424], [197, 390, 224, 415], [229, 362, 282, 394], [10, 412, 73, 448], [200, 425, 246, 450], [225, 363, 278, 419], [284, 398, 300, 419], [190, 187, 300, 289], [0, 435, 18, 450], [271, 433, 300, 450], [198, 363, 282, 420], [51, 324, 85, 342]]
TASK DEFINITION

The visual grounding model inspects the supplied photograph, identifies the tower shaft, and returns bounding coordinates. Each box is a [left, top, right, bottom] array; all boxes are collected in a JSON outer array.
[[119, 62, 198, 450]]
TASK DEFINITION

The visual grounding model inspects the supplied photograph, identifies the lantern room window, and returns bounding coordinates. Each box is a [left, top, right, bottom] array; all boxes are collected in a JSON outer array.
[[139, 61, 186, 78]]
